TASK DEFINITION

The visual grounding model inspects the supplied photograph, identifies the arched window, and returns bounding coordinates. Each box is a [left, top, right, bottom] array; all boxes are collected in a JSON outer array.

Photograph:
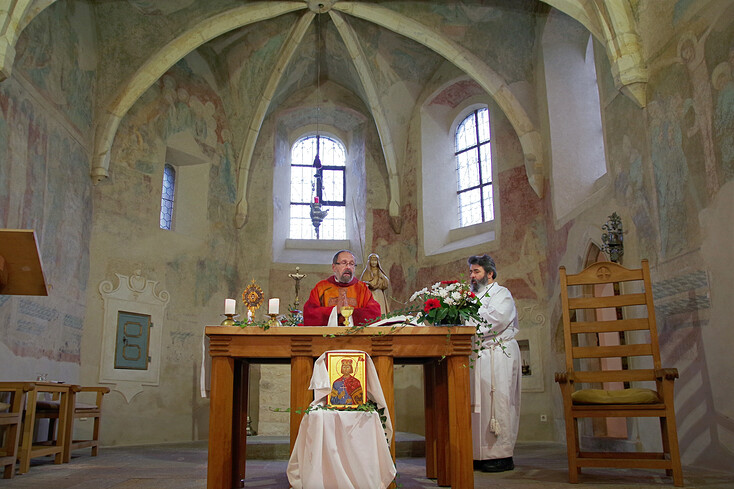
[[455, 108, 493, 227], [290, 135, 346, 239], [159, 163, 175, 230]]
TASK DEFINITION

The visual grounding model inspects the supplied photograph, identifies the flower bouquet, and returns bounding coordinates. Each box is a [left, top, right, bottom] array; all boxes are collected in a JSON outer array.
[[409, 279, 483, 326]]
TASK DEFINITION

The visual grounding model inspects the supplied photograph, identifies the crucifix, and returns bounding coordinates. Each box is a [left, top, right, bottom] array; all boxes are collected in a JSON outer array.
[[288, 266, 307, 309]]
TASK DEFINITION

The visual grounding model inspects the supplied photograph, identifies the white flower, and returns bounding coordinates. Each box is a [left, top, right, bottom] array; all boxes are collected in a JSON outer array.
[[410, 287, 428, 302]]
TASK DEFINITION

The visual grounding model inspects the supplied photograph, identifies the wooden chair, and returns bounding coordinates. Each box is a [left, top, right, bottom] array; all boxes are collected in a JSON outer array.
[[555, 260, 683, 486], [0, 382, 34, 478], [35, 385, 110, 463], [17, 382, 72, 474], [63, 386, 110, 461]]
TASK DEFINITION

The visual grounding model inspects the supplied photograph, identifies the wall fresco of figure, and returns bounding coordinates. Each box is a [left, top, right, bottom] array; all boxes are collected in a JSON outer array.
[[0, 84, 91, 364], [14, 1, 94, 133]]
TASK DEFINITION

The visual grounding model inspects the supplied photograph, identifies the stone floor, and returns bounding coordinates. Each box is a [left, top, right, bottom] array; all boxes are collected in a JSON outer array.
[[3, 437, 733, 488]]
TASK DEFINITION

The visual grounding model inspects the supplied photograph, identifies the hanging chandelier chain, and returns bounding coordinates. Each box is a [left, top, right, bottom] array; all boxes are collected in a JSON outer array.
[[316, 12, 321, 147]]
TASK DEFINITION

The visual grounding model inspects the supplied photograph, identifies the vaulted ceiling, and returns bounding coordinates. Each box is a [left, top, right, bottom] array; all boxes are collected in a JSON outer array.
[[1, 1, 647, 228]]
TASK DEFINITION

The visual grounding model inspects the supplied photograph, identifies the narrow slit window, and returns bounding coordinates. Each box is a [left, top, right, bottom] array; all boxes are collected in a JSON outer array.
[[160, 163, 175, 230]]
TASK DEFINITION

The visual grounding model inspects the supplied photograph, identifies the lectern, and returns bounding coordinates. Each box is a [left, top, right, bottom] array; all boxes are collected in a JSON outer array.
[[0, 229, 48, 296]]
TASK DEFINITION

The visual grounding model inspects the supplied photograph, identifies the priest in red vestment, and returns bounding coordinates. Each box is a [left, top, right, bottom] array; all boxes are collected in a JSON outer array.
[[303, 250, 382, 326]]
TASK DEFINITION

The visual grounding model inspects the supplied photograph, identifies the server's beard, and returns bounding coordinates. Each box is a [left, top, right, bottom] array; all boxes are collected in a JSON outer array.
[[470, 275, 489, 293]]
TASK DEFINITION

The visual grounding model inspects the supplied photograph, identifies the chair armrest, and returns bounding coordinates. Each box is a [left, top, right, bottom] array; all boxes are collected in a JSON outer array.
[[0, 382, 35, 393], [79, 386, 111, 394], [655, 368, 679, 381], [555, 371, 575, 384]]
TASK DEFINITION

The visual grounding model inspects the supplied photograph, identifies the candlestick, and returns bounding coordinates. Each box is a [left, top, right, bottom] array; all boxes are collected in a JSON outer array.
[[267, 312, 279, 328], [224, 298, 236, 315], [268, 298, 280, 315], [221, 313, 236, 326]]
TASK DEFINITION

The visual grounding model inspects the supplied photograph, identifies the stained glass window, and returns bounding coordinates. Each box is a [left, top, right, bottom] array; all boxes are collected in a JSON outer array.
[[290, 135, 346, 239], [455, 108, 493, 227], [159, 163, 175, 230]]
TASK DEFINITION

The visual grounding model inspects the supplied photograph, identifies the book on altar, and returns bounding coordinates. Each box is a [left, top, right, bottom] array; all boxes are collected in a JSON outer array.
[[367, 315, 424, 327]]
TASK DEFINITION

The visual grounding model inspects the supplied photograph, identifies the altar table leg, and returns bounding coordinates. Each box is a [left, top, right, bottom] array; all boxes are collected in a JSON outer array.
[[233, 360, 249, 487], [424, 362, 437, 479], [432, 360, 451, 486], [374, 355, 396, 489], [447, 355, 474, 489], [208, 356, 234, 489], [290, 356, 313, 452], [373, 356, 395, 457]]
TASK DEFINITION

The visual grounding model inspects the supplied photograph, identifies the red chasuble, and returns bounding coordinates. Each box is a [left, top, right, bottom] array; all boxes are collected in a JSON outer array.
[[303, 276, 381, 326]]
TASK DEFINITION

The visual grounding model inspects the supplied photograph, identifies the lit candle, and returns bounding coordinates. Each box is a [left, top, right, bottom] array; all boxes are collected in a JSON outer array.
[[224, 299, 236, 315], [268, 298, 280, 315]]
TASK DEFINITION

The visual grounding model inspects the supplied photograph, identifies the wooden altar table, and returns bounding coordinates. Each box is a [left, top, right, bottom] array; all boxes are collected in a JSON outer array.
[[206, 325, 475, 489]]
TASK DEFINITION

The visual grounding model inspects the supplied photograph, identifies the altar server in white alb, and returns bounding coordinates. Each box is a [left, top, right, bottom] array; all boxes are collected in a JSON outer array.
[[467, 254, 521, 473]]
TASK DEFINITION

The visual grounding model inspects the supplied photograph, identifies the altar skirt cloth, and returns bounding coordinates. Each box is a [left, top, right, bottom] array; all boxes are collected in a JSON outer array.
[[286, 409, 396, 489]]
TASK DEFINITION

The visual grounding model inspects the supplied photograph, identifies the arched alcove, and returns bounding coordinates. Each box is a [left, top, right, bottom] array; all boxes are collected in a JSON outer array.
[[543, 9, 609, 224]]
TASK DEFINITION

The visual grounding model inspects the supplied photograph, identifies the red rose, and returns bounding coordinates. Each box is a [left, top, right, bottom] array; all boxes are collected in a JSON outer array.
[[440, 280, 459, 285], [469, 291, 476, 297], [424, 298, 441, 312]]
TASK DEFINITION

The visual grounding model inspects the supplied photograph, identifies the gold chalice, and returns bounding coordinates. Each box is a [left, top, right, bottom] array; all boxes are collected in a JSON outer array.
[[341, 306, 354, 326]]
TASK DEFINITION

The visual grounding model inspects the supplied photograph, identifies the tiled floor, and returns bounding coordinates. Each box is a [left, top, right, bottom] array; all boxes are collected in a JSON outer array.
[[3, 439, 732, 488]]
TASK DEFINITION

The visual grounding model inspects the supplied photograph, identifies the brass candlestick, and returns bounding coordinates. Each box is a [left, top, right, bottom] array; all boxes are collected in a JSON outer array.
[[221, 314, 236, 326], [267, 313, 279, 328]]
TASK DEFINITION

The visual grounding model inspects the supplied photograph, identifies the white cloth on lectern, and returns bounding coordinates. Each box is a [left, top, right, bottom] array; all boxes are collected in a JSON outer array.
[[200, 333, 210, 398], [287, 350, 396, 489]]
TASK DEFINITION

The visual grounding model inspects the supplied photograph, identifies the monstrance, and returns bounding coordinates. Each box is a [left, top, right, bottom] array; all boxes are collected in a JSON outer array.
[[242, 279, 264, 323]]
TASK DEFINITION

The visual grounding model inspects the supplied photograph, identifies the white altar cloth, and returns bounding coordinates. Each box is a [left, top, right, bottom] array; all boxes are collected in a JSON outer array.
[[287, 350, 396, 489]]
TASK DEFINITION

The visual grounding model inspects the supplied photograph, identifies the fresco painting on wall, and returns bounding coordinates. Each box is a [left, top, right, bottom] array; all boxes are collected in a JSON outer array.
[[711, 39, 734, 181], [649, 12, 734, 260], [0, 76, 91, 363], [613, 134, 658, 260], [649, 95, 696, 258], [14, 1, 94, 132]]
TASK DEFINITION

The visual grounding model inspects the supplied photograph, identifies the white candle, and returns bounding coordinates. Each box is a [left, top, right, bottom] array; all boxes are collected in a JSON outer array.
[[224, 299, 236, 315], [247, 310, 253, 321], [268, 298, 280, 315]]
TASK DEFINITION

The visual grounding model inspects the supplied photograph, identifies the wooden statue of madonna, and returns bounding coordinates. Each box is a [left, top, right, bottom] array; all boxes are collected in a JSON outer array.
[[360, 252, 390, 314]]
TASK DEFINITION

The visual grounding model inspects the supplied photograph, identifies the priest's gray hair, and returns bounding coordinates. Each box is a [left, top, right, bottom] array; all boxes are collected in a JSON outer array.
[[332, 249, 356, 264], [468, 254, 497, 280]]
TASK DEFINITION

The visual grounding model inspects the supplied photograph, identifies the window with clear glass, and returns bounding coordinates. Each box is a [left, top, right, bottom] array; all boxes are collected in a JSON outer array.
[[160, 163, 175, 230], [455, 108, 493, 227], [290, 135, 346, 239]]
